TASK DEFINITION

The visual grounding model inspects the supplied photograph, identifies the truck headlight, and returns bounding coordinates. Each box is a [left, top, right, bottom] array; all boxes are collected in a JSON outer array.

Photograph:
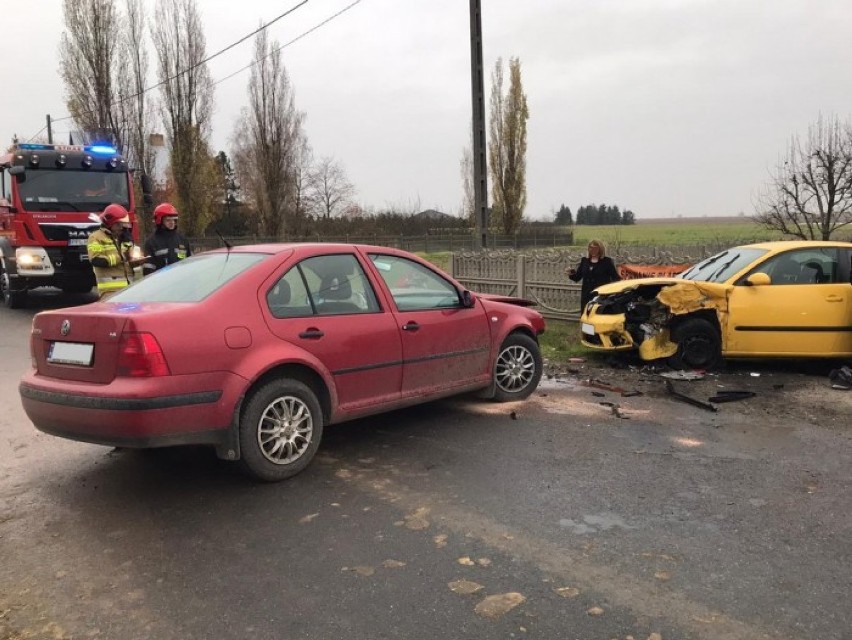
[[15, 247, 53, 274]]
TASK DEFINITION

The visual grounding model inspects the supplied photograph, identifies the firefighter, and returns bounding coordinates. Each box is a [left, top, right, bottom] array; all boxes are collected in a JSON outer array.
[[142, 203, 192, 276], [87, 204, 144, 299]]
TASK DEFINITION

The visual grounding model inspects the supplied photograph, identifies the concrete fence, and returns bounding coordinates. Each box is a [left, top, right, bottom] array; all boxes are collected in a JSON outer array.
[[450, 247, 713, 321]]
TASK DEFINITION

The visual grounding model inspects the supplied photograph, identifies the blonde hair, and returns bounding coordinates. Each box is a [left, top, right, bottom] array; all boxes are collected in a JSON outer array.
[[587, 239, 607, 258]]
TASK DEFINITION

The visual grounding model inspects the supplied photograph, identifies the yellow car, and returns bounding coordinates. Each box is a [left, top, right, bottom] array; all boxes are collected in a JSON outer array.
[[580, 241, 852, 369]]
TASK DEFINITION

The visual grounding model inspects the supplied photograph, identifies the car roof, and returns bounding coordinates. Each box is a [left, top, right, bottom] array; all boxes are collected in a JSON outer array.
[[738, 240, 852, 251], [204, 242, 409, 255]]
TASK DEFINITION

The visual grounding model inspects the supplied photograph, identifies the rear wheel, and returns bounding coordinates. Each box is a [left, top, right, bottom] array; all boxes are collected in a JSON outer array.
[[492, 333, 543, 401], [0, 260, 26, 309], [668, 318, 721, 370], [238, 378, 324, 482]]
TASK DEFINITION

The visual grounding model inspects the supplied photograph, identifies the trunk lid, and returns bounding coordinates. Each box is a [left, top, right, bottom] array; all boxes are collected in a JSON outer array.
[[32, 306, 130, 383]]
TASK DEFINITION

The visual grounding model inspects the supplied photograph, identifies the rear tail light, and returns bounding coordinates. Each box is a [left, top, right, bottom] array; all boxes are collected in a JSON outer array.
[[117, 332, 170, 377]]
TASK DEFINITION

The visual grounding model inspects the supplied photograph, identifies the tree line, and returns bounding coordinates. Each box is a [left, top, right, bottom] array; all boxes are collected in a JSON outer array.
[[554, 204, 635, 226], [57, 0, 355, 239]]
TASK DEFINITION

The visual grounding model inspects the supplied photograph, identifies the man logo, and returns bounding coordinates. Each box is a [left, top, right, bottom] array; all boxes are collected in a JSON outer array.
[[60, 320, 71, 336]]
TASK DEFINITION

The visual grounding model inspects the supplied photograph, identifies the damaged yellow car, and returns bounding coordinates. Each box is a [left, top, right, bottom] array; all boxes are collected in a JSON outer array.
[[580, 241, 852, 369]]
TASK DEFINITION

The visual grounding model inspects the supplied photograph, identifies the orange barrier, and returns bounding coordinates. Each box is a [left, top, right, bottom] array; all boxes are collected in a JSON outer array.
[[618, 264, 691, 280]]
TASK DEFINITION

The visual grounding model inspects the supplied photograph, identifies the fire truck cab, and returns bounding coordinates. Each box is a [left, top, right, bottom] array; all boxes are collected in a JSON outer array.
[[0, 143, 139, 308]]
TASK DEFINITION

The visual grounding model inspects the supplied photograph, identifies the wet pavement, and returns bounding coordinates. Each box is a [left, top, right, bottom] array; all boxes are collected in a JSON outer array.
[[1, 292, 851, 639]]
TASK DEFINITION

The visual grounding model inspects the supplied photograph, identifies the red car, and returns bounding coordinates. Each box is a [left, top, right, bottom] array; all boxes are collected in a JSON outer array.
[[20, 244, 545, 481]]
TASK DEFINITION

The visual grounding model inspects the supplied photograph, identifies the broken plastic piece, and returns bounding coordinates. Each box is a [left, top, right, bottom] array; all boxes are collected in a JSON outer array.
[[659, 370, 705, 381], [664, 380, 718, 412], [708, 390, 756, 403]]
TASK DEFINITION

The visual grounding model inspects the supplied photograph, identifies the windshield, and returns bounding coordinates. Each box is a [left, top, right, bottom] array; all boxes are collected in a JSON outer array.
[[108, 252, 269, 303], [17, 169, 130, 213], [678, 248, 768, 283]]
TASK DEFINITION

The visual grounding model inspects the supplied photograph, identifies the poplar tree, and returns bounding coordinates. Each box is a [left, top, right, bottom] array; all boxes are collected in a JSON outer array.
[[488, 57, 529, 235]]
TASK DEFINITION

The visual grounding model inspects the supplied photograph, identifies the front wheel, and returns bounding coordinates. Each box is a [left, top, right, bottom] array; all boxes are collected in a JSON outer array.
[[668, 318, 722, 370], [491, 333, 543, 402], [0, 260, 26, 309], [238, 379, 324, 482]]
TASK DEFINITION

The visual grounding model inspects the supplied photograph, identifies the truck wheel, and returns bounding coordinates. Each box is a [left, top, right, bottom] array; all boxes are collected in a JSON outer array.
[[668, 318, 721, 370], [237, 378, 324, 482], [0, 261, 26, 309]]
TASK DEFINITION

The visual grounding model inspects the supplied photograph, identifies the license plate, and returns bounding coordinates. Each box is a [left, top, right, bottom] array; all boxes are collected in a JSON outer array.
[[48, 342, 94, 366], [68, 238, 88, 246], [581, 323, 596, 336]]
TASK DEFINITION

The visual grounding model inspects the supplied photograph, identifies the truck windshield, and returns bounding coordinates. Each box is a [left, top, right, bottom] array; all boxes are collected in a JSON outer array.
[[17, 169, 130, 213]]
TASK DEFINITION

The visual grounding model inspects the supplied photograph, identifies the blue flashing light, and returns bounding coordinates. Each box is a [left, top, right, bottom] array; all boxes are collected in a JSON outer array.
[[86, 144, 118, 156], [19, 143, 52, 150]]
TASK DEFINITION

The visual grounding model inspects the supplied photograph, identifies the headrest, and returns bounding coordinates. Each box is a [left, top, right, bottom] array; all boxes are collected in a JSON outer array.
[[269, 280, 291, 305], [321, 276, 351, 300]]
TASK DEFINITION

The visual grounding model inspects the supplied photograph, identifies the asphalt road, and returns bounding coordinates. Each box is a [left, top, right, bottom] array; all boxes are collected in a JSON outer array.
[[1, 290, 850, 640]]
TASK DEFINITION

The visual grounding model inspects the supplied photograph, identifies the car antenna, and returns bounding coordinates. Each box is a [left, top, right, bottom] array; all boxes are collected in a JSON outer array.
[[215, 228, 233, 250]]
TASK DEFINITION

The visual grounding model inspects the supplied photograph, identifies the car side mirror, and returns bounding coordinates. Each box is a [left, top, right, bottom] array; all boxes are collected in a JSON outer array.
[[143, 193, 154, 207], [140, 173, 153, 195], [744, 272, 771, 287], [461, 290, 476, 308]]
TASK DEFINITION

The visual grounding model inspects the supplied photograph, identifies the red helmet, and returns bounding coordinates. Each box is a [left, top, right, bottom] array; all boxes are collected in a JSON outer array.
[[154, 202, 179, 226], [100, 203, 131, 227]]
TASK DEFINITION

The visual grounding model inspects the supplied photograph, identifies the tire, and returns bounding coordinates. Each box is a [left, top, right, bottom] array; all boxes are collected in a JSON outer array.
[[491, 333, 543, 402], [238, 378, 324, 482], [0, 260, 26, 309], [668, 318, 722, 370]]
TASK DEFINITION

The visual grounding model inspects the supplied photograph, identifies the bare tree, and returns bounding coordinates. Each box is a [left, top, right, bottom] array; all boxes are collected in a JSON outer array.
[[309, 156, 356, 219], [152, 0, 216, 236], [488, 57, 529, 235], [231, 28, 304, 239], [59, 0, 126, 147], [755, 114, 852, 240], [118, 0, 154, 177]]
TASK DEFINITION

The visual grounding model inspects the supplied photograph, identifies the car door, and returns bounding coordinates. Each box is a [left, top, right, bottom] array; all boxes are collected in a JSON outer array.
[[263, 253, 403, 411], [366, 252, 492, 396], [726, 247, 852, 356]]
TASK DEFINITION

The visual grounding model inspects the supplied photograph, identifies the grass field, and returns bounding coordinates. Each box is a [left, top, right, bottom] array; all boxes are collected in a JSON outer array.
[[570, 220, 782, 247]]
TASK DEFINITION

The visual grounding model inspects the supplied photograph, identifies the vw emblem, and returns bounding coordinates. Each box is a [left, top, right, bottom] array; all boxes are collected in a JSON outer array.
[[60, 320, 71, 336]]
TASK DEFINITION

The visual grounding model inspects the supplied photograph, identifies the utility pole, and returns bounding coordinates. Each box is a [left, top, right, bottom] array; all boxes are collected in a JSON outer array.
[[469, 0, 488, 250], [46, 114, 53, 144]]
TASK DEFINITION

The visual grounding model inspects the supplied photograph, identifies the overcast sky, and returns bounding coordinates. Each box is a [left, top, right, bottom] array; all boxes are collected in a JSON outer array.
[[2, 0, 851, 220]]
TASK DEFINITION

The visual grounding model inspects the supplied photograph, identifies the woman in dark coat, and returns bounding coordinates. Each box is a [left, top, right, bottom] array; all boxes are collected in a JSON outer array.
[[567, 239, 621, 312]]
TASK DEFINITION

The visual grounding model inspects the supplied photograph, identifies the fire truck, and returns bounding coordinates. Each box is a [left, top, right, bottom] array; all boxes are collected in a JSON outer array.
[[0, 143, 142, 308]]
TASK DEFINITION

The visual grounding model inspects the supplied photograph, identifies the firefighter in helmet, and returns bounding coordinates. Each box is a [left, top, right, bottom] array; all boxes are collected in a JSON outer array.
[[142, 203, 192, 276], [87, 204, 145, 299]]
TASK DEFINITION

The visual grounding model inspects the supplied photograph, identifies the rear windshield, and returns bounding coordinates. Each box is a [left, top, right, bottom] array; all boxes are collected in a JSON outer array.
[[109, 252, 268, 303], [678, 248, 768, 283], [17, 169, 130, 212]]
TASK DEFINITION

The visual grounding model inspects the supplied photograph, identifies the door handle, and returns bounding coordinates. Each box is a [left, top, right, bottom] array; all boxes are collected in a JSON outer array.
[[825, 295, 844, 302], [298, 328, 324, 339], [402, 321, 420, 332]]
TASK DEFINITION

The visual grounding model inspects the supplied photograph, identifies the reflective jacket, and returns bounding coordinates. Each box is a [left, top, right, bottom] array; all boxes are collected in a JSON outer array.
[[87, 227, 138, 298], [142, 228, 192, 276]]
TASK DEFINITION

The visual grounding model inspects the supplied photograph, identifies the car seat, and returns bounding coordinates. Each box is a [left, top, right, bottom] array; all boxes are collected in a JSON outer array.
[[316, 275, 360, 314], [800, 261, 825, 284]]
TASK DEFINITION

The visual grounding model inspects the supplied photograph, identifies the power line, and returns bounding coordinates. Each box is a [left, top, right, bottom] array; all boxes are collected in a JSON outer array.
[[24, 126, 48, 143], [213, 0, 365, 88], [52, 0, 310, 125]]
